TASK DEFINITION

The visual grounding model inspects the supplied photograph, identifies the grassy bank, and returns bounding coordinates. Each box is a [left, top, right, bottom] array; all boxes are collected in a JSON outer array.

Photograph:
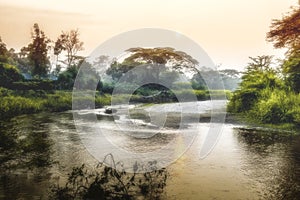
[[0, 87, 231, 120], [0, 88, 111, 120], [228, 87, 300, 133]]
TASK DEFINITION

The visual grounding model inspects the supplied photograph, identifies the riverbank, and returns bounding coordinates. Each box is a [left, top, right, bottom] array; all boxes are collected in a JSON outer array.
[[226, 112, 300, 137], [0, 88, 111, 120], [0, 87, 230, 120]]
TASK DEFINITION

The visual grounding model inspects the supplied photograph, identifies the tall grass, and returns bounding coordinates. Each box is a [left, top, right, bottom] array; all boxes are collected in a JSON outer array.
[[0, 88, 111, 119], [0, 87, 232, 119]]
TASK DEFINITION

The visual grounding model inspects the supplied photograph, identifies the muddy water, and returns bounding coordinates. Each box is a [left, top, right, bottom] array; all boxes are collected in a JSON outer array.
[[0, 101, 299, 199]]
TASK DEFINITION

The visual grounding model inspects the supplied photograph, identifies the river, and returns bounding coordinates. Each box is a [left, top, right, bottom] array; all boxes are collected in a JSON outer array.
[[0, 100, 299, 199]]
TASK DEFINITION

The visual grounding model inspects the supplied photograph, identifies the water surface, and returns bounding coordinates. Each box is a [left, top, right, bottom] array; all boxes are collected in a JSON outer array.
[[0, 101, 299, 199]]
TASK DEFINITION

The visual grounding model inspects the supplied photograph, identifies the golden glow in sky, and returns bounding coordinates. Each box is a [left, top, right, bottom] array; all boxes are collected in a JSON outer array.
[[0, 0, 298, 70]]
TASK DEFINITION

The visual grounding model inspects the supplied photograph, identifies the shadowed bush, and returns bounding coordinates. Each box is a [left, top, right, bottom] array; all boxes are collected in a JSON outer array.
[[50, 157, 168, 200]]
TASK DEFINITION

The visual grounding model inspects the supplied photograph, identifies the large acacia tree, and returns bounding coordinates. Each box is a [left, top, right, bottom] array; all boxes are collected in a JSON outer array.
[[106, 47, 199, 82]]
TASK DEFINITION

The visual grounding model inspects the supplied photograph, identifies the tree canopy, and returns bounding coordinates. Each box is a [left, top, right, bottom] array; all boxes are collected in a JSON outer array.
[[54, 29, 84, 68], [267, 7, 300, 53], [22, 23, 51, 78], [267, 7, 300, 93], [106, 47, 199, 82], [0, 37, 8, 63]]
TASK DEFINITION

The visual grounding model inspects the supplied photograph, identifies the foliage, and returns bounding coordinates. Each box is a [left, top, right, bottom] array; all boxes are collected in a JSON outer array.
[[9, 80, 55, 90], [191, 72, 206, 90], [0, 62, 24, 87], [0, 36, 9, 63], [229, 7, 300, 127], [190, 69, 241, 91], [54, 29, 84, 68], [267, 6, 300, 52], [220, 69, 241, 91], [24, 23, 51, 77], [0, 88, 111, 119], [249, 89, 291, 124], [106, 47, 198, 83], [101, 82, 115, 94], [74, 60, 101, 90], [228, 55, 300, 126], [50, 157, 168, 200], [57, 60, 101, 90], [57, 66, 79, 90], [267, 7, 300, 94], [282, 52, 300, 93], [228, 56, 282, 112]]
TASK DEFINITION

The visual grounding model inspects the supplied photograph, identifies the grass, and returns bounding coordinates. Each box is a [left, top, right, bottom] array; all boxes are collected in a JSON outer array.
[[231, 112, 300, 136], [0, 88, 111, 120], [0, 87, 232, 120]]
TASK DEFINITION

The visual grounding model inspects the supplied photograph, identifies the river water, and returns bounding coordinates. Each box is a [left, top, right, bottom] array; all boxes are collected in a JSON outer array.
[[0, 100, 299, 199]]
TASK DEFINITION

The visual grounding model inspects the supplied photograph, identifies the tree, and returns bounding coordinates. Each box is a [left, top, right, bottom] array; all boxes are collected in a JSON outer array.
[[282, 53, 300, 92], [106, 47, 199, 82], [54, 29, 84, 68], [93, 55, 110, 68], [219, 69, 241, 91], [25, 23, 51, 78], [267, 7, 300, 93], [57, 66, 78, 90], [0, 37, 8, 63], [267, 7, 300, 53], [228, 56, 282, 112]]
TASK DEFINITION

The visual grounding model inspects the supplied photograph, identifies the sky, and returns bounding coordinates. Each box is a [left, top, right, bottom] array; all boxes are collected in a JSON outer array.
[[0, 0, 298, 70]]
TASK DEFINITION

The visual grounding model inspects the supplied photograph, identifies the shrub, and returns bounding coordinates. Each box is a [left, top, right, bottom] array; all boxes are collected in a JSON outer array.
[[193, 90, 208, 100], [50, 158, 168, 200], [0, 62, 23, 87], [228, 88, 260, 113], [10, 80, 55, 90], [247, 89, 300, 124], [101, 82, 115, 94]]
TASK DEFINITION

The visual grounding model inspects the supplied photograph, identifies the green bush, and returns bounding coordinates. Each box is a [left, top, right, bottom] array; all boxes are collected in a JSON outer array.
[[228, 88, 260, 113], [0, 62, 23, 87], [244, 88, 300, 125], [101, 82, 115, 94], [0, 87, 12, 96], [10, 80, 55, 90], [192, 90, 206, 100], [253, 91, 291, 123]]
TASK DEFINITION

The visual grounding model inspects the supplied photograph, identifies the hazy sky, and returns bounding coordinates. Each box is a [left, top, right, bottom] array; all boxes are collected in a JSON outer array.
[[0, 0, 298, 70]]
